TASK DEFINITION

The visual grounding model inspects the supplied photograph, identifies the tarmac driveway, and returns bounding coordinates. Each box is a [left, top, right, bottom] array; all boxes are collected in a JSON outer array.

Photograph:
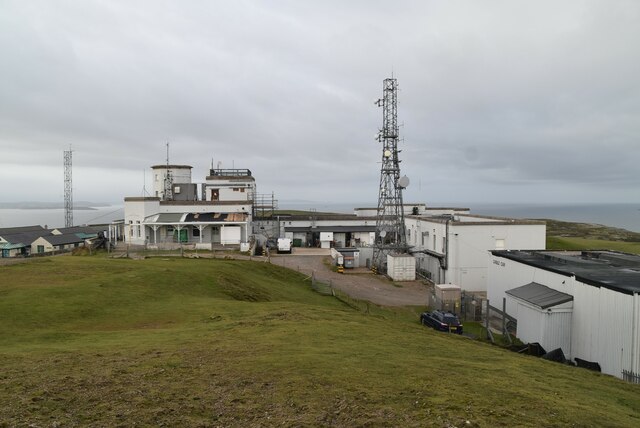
[[269, 252, 429, 307]]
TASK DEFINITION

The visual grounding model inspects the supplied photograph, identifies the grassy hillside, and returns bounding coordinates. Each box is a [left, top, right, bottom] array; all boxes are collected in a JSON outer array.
[[544, 219, 640, 254], [1, 256, 638, 427], [547, 236, 640, 254]]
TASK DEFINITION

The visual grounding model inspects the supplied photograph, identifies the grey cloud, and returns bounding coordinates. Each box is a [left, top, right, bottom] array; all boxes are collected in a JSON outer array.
[[0, 0, 638, 204]]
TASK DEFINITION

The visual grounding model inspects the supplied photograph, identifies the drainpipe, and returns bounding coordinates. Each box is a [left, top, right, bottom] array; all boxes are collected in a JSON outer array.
[[633, 292, 638, 374], [443, 218, 450, 283]]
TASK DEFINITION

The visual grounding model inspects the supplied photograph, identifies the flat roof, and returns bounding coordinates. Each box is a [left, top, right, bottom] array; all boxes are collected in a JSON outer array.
[[151, 165, 192, 169], [506, 282, 573, 309], [285, 226, 376, 233], [408, 214, 545, 226], [282, 214, 366, 221], [492, 250, 640, 295]]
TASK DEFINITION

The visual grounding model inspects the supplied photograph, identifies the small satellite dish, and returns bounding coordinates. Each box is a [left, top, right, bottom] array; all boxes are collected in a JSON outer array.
[[380, 230, 387, 237], [384, 150, 392, 158], [398, 175, 410, 188]]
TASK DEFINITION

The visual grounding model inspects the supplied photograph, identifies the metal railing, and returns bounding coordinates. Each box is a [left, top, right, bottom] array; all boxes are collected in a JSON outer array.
[[622, 370, 640, 384]]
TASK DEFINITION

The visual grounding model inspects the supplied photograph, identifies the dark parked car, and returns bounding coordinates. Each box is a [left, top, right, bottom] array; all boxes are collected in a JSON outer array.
[[420, 310, 463, 334]]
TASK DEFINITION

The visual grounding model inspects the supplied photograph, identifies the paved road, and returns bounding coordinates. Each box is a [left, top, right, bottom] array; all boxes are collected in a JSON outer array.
[[269, 253, 429, 307]]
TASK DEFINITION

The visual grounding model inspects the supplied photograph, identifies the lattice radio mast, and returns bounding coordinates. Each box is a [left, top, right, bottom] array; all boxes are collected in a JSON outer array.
[[63, 148, 73, 227], [163, 142, 173, 201], [372, 77, 410, 272]]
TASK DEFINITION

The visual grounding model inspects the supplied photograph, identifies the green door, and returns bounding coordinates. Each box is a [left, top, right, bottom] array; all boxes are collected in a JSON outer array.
[[174, 229, 188, 243]]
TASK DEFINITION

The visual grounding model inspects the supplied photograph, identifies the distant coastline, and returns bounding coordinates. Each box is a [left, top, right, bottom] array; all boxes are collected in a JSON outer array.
[[281, 201, 640, 233], [0, 201, 638, 233], [0, 201, 110, 210]]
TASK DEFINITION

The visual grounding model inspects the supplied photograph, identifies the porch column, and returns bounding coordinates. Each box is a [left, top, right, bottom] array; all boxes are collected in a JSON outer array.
[[175, 224, 183, 243], [221, 225, 225, 246], [198, 224, 204, 244], [152, 225, 159, 244]]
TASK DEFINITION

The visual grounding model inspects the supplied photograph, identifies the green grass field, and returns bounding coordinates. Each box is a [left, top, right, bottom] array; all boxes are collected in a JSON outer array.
[[1, 256, 638, 426], [547, 236, 640, 254]]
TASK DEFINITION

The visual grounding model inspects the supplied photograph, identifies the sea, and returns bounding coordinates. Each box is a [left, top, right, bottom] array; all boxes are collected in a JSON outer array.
[[1, 202, 639, 233], [0, 205, 125, 229]]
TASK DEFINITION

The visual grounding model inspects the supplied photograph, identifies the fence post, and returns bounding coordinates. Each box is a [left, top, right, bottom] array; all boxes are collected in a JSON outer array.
[[485, 299, 490, 339], [502, 297, 507, 336]]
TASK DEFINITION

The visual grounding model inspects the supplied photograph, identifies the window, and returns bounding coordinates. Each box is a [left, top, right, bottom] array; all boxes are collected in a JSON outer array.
[[37, 245, 44, 253], [433, 234, 436, 250], [193, 228, 200, 237]]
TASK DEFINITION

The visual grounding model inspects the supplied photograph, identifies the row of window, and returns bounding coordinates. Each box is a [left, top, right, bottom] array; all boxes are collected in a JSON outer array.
[[407, 227, 507, 251]]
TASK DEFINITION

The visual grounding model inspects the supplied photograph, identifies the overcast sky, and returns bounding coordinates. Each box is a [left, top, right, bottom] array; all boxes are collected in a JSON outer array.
[[1, 0, 638, 207]]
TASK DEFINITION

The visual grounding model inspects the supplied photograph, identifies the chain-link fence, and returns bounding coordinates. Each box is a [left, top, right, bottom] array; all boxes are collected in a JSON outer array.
[[308, 272, 371, 313]]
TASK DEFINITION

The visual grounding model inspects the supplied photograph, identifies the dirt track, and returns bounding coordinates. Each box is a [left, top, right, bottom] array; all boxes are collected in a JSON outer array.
[[269, 252, 429, 307]]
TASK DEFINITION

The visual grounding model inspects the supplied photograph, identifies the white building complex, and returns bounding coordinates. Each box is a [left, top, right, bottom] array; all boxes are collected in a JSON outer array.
[[405, 210, 546, 291], [488, 250, 640, 380], [124, 165, 255, 248]]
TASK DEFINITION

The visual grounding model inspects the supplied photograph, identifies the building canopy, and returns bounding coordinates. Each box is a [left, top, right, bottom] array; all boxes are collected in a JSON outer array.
[[143, 212, 248, 225]]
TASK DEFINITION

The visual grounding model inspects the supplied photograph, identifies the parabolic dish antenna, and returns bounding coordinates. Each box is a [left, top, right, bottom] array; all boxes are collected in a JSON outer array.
[[398, 175, 410, 189]]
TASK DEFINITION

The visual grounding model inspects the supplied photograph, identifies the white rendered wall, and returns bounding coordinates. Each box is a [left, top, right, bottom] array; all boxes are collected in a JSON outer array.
[[152, 167, 192, 198], [406, 216, 545, 291], [124, 199, 160, 244]]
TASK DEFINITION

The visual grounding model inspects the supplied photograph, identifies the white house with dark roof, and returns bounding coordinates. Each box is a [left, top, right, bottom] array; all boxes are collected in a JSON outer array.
[[0, 226, 49, 257], [489, 250, 640, 381], [124, 165, 254, 247], [31, 233, 87, 254]]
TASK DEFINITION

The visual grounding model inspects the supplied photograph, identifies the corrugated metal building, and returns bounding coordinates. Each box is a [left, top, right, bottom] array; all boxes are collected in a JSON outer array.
[[488, 250, 640, 380]]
